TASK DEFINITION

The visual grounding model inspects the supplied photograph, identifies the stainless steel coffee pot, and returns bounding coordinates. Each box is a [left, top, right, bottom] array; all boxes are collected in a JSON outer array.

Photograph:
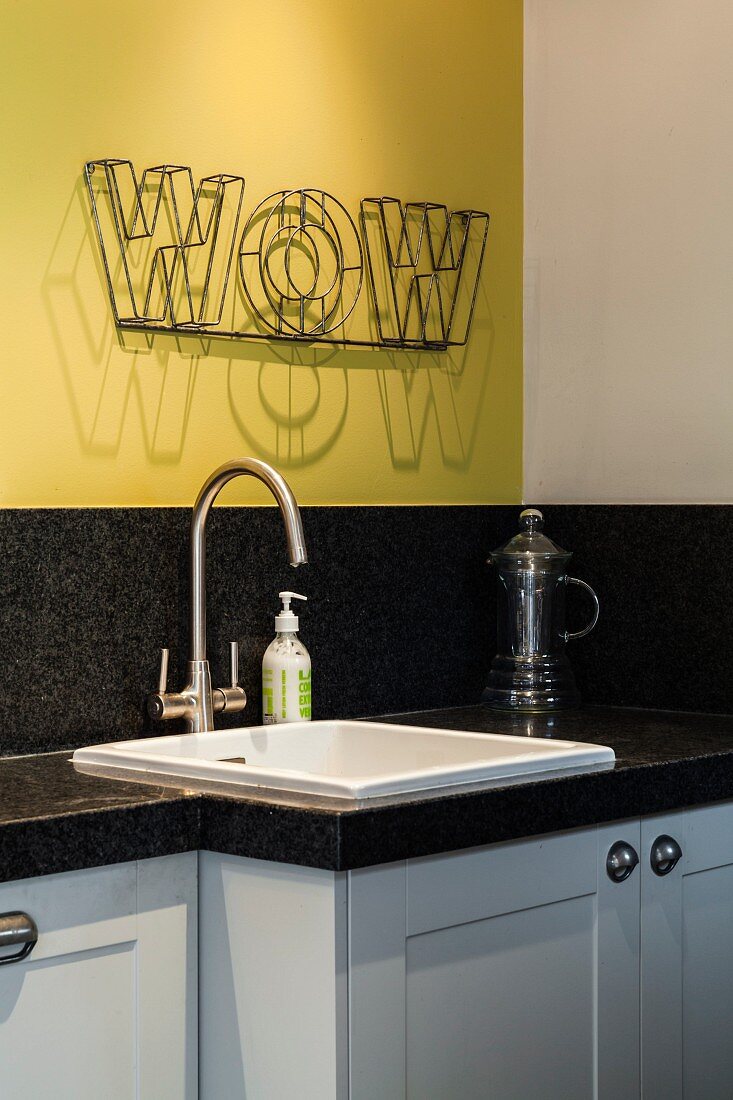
[[482, 508, 599, 710]]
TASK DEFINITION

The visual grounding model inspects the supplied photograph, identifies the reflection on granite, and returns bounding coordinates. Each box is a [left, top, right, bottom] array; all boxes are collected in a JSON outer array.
[[0, 752, 199, 885], [390, 704, 733, 764], [0, 752, 191, 824], [5, 704, 733, 881]]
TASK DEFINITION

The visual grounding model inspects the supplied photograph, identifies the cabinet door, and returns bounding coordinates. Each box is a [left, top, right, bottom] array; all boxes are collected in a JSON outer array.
[[349, 822, 641, 1100], [0, 854, 197, 1100], [641, 803, 733, 1100]]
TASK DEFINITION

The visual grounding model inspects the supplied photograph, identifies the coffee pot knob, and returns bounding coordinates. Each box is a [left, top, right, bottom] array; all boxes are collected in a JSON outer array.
[[519, 508, 544, 532]]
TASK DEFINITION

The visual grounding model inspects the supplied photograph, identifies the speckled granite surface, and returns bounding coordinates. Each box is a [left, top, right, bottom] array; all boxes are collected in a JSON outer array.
[[2, 504, 732, 759], [4, 504, 733, 879], [4, 704, 733, 881], [531, 505, 729, 714], [0, 506, 509, 756]]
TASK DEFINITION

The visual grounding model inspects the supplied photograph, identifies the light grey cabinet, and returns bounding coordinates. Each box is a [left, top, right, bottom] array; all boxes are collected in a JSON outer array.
[[348, 821, 641, 1100], [200, 822, 642, 1100], [9, 803, 729, 1098], [641, 802, 733, 1100], [0, 853, 197, 1100]]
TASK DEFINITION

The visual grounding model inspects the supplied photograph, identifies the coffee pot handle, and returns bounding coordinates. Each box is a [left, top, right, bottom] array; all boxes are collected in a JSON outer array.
[[564, 577, 600, 641]]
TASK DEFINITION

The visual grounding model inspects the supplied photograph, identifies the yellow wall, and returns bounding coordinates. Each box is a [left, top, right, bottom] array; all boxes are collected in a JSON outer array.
[[0, 0, 522, 506]]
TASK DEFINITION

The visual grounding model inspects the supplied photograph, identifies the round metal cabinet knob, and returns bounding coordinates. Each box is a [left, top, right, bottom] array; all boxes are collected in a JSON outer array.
[[606, 841, 640, 883], [650, 834, 682, 876]]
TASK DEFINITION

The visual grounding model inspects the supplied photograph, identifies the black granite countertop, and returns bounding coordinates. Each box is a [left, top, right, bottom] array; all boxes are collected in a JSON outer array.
[[4, 704, 733, 881]]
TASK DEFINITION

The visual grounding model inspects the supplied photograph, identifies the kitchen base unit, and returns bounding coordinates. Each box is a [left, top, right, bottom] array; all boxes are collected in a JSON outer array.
[[199, 823, 640, 1100], [200, 801, 733, 1099], [5, 800, 733, 1097]]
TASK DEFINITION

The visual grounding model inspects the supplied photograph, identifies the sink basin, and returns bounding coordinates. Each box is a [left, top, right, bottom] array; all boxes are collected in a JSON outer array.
[[72, 721, 614, 800]]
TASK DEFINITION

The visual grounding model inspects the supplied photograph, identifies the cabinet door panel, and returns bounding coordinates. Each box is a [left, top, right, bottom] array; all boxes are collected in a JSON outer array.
[[406, 894, 595, 1100], [642, 803, 733, 1100], [0, 855, 197, 1100], [681, 863, 733, 1098], [0, 942, 137, 1098], [350, 823, 641, 1100]]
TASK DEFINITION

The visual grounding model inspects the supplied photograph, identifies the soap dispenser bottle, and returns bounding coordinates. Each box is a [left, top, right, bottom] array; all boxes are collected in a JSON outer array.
[[262, 592, 312, 724]]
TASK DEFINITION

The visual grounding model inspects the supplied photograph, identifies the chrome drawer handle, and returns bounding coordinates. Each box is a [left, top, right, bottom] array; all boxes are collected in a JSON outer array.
[[651, 835, 682, 876], [0, 911, 38, 965], [606, 841, 639, 883]]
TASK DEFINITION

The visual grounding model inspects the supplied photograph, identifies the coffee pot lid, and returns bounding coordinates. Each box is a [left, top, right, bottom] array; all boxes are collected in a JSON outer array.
[[490, 508, 571, 565]]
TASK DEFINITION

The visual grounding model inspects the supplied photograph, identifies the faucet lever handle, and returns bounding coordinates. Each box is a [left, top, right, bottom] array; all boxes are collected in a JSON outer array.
[[148, 647, 188, 722], [158, 647, 170, 694], [212, 642, 247, 715]]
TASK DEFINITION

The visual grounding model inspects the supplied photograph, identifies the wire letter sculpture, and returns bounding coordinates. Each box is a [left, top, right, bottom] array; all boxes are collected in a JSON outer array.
[[85, 158, 489, 352]]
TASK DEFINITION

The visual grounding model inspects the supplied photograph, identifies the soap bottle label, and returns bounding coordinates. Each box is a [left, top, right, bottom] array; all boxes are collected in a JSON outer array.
[[298, 667, 312, 719], [262, 662, 311, 722], [262, 666, 276, 724]]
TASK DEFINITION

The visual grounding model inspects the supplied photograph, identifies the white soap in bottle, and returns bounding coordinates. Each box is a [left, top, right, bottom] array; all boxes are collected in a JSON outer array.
[[262, 591, 311, 724]]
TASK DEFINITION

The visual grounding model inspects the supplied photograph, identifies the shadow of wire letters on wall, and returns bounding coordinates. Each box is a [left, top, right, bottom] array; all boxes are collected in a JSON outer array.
[[42, 176, 496, 475]]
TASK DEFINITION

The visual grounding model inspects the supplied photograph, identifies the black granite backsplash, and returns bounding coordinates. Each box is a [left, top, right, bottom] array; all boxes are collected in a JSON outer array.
[[0, 506, 509, 755], [540, 505, 727, 717], [0, 504, 729, 756]]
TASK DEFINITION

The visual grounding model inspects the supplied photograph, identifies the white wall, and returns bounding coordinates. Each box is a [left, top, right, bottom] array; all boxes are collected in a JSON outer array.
[[524, 0, 733, 502]]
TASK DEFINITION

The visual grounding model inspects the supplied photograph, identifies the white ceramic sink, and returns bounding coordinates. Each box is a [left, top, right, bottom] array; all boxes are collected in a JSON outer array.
[[72, 720, 614, 800]]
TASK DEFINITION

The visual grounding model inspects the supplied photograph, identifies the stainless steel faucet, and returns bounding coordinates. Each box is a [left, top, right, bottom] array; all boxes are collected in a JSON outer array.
[[147, 458, 308, 733]]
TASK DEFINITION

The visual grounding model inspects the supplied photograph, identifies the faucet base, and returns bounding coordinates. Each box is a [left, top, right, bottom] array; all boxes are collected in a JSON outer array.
[[182, 660, 216, 733]]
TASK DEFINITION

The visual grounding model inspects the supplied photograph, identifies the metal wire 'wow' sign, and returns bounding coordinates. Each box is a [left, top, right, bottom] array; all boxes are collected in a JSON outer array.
[[85, 159, 489, 351]]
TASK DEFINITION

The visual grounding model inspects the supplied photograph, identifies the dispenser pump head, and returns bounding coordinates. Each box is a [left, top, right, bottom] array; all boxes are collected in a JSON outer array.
[[275, 591, 307, 632]]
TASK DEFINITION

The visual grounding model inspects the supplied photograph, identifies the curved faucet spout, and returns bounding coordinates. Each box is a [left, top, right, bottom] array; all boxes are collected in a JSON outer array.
[[147, 458, 308, 734], [190, 458, 308, 664]]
